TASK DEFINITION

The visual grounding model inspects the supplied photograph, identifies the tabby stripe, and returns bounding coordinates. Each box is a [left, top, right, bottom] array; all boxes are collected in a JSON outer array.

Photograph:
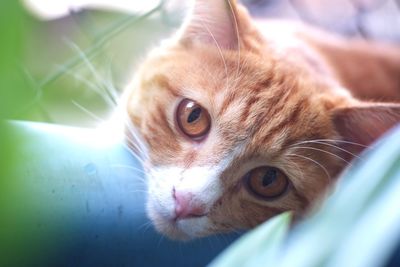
[[261, 99, 308, 145], [149, 74, 180, 97], [239, 95, 262, 122], [249, 88, 292, 132], [152, 105, 175, 137], [218, 91, 241, 116]]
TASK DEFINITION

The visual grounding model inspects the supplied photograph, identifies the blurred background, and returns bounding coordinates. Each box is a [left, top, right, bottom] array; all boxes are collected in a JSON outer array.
[[1, 0, 399, 126], [0, 0, 399, 266]]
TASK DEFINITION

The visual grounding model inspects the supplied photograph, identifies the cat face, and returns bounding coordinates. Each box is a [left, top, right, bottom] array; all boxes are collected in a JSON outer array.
[[124, 0, 400, 240]]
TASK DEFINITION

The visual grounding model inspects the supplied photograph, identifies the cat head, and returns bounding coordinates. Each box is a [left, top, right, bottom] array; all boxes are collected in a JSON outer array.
[[124, 0, 400, 240]]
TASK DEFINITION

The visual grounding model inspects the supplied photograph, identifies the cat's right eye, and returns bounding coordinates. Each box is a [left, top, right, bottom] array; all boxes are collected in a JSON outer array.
[[245, 166, 289, 200], [176, 99, 211, 140]]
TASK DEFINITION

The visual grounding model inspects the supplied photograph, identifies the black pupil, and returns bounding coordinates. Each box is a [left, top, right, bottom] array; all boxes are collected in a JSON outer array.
[[187, 107, 202, 123], [262, 169, 277, 187]]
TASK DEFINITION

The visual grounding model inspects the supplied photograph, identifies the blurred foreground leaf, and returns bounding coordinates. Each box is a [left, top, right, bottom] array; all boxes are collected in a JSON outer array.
[[210, 212, 291, 267], [0, 1, 35, 119], [0, 2, 58, 266]]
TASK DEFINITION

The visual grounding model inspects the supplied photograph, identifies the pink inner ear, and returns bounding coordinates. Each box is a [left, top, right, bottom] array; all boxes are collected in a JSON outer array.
[[333, 104, 400, 154], [180, 0, 239, 49]]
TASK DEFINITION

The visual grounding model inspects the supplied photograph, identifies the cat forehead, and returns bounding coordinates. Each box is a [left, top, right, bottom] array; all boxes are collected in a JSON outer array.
[[142, 43, 274, 83], [136, 46, 320, 117], [128, 44, 337, 166], [135, 46, 287, 109]]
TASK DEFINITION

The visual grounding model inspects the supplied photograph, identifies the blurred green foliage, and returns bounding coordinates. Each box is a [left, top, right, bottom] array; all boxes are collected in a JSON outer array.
[[0, 1, 35, 119], [0, 1, 42, 265], [1, 0, 178, 125], [21, 1, 174, 126]]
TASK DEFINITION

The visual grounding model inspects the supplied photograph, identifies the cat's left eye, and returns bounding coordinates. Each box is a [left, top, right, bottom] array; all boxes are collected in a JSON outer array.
[[245, 166, 289, 199], [176, 99, 211, 140]]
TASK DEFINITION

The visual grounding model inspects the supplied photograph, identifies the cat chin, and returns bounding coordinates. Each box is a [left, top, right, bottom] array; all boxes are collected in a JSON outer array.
[[153, 216, 212, 241], [147, 202, 212, 240]]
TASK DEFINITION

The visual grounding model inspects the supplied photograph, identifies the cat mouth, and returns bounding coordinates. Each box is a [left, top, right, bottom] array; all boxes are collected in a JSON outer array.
[[172, 212, 208, 222], [149, 207, 211, 240]]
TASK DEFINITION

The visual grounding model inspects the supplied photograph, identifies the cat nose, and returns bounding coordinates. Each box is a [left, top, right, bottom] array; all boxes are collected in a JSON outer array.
[[173, 189, 206, 220]]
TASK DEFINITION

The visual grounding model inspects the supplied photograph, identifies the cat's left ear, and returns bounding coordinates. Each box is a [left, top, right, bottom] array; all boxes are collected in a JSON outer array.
[[332, 103, 400, 153], [178, 0, 240, 49]]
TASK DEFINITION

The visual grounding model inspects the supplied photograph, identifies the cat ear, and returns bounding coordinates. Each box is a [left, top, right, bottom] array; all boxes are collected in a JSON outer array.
[[332, 103, 400, 154], [179, 0, 239, 49]]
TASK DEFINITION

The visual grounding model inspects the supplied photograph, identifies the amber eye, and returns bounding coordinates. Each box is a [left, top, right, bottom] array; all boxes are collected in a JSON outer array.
[[176, 99, 211, 139], [246, 166, 289, 199]]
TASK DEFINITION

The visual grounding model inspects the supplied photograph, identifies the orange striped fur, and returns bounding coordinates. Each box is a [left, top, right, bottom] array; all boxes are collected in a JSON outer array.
[[124, 0, 400, 239]]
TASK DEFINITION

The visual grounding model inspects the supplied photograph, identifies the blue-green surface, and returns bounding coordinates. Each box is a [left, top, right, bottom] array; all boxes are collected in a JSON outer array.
[[3, 121, 239, 267], [3, 122, 400, 267]]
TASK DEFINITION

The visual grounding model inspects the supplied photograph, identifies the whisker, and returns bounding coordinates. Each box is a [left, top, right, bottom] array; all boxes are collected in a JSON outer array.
[[124, 141, 145, 164], [56, 64, 112, 104], [287, 153, 331, 181], [156, 234, 165, 249], [127, 189, 148, 194], [123, 140, 148, 165], [65, 40, 118, 106], [227, 0, 241, 80], [124, 118, 149, 159], [292, 146, 352, 164], [138, 221, 154, 234], [72, 100, 105, 123], [103, 55, 121, 102], [123, 134, 146, 159], [110, 164, 147, 175], [297, 140, 361, 159], [122, 124, 147, 159], [120, 142, 147, 166], [291, 138, 367, 148], [199, 19, 229, 86]]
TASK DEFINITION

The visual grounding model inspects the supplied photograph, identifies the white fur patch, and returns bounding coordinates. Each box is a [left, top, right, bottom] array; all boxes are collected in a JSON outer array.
[[177, 216, 212, 237], [148, 163, 225, 237]]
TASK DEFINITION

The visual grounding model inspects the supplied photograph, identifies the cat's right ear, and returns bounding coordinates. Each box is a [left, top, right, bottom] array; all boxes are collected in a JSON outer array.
[[332, 103, 400, 155], [178, 0, 240, 49]]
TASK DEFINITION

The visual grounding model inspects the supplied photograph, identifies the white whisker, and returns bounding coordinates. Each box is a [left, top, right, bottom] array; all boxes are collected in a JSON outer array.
[[291, 138, 367, 148], [199, 19, 229, 85], [227, 0, 241, 80], [56, 64, 113, 104], [124, 118, 149, 159], [287, 153, 332, 181], [65, 40, 118, 106], [71, 100, 105, 123], [138, 221, 154, 234], [297, 140, 361, 159], [293, 146, 352, 164], [110, 164, 147, 175]]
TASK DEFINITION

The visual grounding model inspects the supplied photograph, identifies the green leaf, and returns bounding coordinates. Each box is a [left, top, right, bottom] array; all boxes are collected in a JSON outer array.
[[209, 212, 291, 267]]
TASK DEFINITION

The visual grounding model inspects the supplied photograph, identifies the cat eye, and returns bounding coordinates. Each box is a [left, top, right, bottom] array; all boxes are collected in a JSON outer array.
[[176, 99, 211, 139], [245, 166, 289, 199]]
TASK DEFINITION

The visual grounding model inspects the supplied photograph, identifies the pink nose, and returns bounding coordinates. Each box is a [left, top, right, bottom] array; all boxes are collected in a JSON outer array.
[[173, 189, 206, 220]]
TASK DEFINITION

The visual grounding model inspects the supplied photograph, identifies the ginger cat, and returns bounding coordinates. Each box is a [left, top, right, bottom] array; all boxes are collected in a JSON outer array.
[[123, 0, 400, 240]]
